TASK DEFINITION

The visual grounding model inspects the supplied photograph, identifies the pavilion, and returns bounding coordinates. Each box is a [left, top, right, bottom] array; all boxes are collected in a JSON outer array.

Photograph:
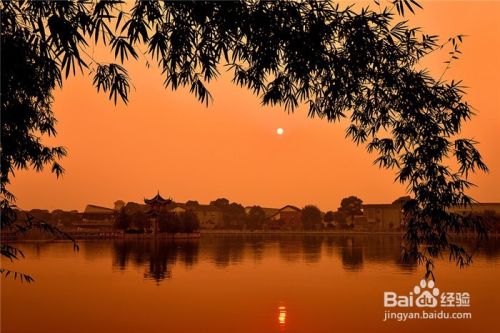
[[144, 191, 172, 233]]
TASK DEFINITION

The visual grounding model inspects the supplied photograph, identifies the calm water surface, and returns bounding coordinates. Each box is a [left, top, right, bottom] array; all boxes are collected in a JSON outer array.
[[2, 235, 500, 333]]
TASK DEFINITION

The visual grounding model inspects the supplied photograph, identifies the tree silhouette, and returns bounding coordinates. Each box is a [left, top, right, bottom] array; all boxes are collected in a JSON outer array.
[[0, 0, 489, 276], [246, 206, 266, 230], [181, 210, 200, 233], [324, 211, 335, 228], [301, 205, 323, 230], [339, 196, 364, 226], [209, 198, 230, 208], [131, 211, 148, 232]]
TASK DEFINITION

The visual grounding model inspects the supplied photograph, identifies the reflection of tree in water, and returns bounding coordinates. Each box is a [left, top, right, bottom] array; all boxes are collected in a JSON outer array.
[[278, 237, 302, 262], [83, 241, 112, 261], [302, 236, 323, 263], [450, 237, 500, 263], [109, 236, 499, 280], [247, 236, 266, 262], [357, 235, 418, 271], [339, 238, 364, 271], [112, 240, 199, 284], [477, 238, 500, 261], [207, 236, 246, 268], [332, 235, 419, 271], [181, 241, 199, 268], [324, 236, 335, 257]]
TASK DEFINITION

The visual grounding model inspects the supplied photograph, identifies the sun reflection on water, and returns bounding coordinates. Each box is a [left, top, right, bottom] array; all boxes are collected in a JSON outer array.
[[278, 305, 287, 330]]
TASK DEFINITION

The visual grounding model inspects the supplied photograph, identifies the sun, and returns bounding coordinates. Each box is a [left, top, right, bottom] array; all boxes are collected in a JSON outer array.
[[276, 128, 284, 135]]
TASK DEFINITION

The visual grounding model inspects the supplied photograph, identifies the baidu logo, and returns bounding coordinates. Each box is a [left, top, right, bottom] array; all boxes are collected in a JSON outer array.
[[383, 279, 472, 321], [384, 279, 470, 308], [414, 279, 440, 307], [384, 279, 440, 308]]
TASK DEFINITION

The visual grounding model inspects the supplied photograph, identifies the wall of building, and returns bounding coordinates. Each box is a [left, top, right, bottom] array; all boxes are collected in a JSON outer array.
[[449, 203, 500, 215], [363, 205, 403, 230], [194, 210, 223, 229]]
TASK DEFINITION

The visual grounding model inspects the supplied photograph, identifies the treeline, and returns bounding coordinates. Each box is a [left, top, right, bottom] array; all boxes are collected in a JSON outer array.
[[207, 196, 367, 230], [114, 209, 199, 234], [15, 209, 81, 226]]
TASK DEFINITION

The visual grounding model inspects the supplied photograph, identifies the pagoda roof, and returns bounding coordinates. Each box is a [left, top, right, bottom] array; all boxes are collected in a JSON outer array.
[[144, 191, 172, 205]]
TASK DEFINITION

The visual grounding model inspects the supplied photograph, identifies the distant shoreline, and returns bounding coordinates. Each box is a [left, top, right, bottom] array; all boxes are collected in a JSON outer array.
[[3, 229, 500, 242], [201, 230, 404, 235], [201, 230, 500, 237]]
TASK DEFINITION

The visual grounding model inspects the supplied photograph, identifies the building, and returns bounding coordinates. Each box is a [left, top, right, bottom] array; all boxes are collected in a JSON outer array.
[[144, 192, 172, 233], [361, 204, 403, 230], [151, 201, 224, 229], [245, 206, 279, 219], [449, 203, 500, 215], [144, 192, 172, 212], [361, 200, 500, 230], [268, 205, 302, 230], [123, 201, 148, 215], [360, 197, 411, 230], [192, 205, 224, 229], [77, 204, 116, 229]]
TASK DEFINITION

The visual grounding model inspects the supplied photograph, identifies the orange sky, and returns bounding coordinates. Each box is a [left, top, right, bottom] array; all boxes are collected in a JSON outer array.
[[10, 1, 500, 211]]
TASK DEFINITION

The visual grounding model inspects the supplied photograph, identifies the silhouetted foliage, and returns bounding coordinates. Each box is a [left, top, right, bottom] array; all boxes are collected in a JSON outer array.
[[0, 0, 489, 276], [0, 202, 78, 282], [27, 209, 52, 223], [338, 196, 364, 226], [222, 202, 247, 229], [181, 210, 200, 233], [157, 210, 180, 233], [156, 209, 199, 233], [131, 211, 148, 232], [51, 209, 80, 227], [324, 211, 335, 228], [185, 200, 199, 207], [334, 211, 349, 229], [301, 205, 323, 230], [210, 198, 230, 208], [209, 198, 246, 229], [246, 206, 266, 230]]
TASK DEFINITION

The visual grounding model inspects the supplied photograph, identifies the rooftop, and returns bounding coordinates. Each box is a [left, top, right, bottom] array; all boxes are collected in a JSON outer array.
[[144, 191, 172, 206]]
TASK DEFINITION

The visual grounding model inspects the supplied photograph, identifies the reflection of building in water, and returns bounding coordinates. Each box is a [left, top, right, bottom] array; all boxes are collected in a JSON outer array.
[[107, 235, 500, 283], [112, 240, 199, 284]]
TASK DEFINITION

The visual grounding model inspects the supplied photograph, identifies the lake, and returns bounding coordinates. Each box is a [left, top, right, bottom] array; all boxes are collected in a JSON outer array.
[[2, 235, 500, 333]]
